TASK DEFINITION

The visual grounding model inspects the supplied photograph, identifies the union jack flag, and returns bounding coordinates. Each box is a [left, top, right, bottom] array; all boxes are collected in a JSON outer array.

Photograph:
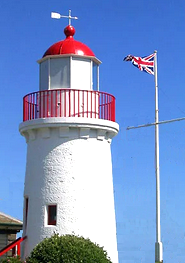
[[124, 53, 155, 75]]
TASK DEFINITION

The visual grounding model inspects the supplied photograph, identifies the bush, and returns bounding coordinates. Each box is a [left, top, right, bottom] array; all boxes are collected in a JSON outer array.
[[0, 256, 23, 263], [26, 234, 112, 263]]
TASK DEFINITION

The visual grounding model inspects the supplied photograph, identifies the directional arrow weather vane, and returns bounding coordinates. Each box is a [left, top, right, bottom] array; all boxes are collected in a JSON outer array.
[[51, 10, 78, 25]]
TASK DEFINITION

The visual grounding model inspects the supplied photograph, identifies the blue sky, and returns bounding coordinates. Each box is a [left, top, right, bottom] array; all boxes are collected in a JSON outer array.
[[0, 0, 185, 262]]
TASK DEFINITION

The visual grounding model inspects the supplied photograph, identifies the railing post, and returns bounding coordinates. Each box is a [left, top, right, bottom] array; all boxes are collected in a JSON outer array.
[[73, 90, 75, 117], [64, 90, 66, 117], [17, 243, 21, 256], [87, 91, 88, 118], [113, 97, 115, 122], [91, 91, 92, 118], [23, 97, 25, 121], [98, 92, 101, 119], [78, 90, 80, 117], [60, 90, 62, 117], [69, 90, 71, 117]]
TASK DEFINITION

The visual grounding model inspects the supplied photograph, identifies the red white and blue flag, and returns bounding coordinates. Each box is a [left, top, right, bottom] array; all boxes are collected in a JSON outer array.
[[124, 53, 155, 75]]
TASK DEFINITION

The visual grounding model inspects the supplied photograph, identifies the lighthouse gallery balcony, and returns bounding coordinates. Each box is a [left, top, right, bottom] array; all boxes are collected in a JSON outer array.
[[23, 89, 116, 122]]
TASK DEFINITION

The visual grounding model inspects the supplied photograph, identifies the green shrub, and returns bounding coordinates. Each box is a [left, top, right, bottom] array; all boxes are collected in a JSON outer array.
[[26, 234, 112, 263], [0, 256, 23, 263]]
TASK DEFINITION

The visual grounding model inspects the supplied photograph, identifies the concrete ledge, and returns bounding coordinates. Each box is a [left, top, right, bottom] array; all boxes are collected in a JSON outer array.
[[19, 117, 119, 138]]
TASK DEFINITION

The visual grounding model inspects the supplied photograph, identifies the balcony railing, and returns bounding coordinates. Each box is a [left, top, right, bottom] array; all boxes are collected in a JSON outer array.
[[23, 89, 115, 122]]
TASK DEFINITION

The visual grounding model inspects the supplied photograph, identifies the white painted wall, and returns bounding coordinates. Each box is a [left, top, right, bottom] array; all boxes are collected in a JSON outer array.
[[20, 118, 119, 263]]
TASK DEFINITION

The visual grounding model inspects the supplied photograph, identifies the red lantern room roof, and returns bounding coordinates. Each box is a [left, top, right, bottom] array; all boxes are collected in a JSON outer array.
[[43, 25, 95, 57]]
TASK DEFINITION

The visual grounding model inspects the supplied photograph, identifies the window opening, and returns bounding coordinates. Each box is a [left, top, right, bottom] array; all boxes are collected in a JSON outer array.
[[48, 205, 57, 225], [25, 197, 28, 228]]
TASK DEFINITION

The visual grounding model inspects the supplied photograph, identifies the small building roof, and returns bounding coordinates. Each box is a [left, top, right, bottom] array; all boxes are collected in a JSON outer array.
[[0, 212, 23, 231]]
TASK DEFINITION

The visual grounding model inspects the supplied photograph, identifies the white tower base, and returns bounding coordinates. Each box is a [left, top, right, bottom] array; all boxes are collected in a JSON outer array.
[[20, 117, 119, 263]]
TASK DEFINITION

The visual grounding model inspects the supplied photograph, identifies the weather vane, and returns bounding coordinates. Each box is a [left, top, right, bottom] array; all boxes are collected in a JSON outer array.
[[51, 10, 78, 25]]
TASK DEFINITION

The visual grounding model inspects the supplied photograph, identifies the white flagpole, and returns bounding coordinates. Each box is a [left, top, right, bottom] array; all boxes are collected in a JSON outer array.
[[154, 50, 163, 263]]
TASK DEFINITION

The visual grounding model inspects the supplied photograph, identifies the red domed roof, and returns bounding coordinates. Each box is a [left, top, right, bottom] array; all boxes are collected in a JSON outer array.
[[43, 25, 95, 57]]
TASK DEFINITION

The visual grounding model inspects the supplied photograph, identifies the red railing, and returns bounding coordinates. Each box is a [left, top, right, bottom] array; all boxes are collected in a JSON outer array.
[[0, 236, 27, 258], [23, 89, 116, 122]]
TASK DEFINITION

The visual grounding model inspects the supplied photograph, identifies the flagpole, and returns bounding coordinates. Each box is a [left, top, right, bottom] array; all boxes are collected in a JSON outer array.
[[154, 50, 163, 263]]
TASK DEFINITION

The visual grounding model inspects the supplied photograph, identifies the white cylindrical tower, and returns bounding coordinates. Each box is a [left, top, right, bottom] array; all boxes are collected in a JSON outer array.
[[20, 24, 119, 262]]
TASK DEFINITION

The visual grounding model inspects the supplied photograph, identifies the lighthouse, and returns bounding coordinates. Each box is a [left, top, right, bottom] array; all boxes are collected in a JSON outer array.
[[19, 16, 119, 263]]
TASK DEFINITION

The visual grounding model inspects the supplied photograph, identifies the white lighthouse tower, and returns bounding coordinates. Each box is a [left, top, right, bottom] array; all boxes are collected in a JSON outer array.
[[19, 18, 119, 262]]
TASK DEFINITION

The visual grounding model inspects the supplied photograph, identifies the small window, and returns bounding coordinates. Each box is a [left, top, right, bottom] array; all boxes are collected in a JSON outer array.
[[25, 197, 29, 228], [48, 205, 57, 225]]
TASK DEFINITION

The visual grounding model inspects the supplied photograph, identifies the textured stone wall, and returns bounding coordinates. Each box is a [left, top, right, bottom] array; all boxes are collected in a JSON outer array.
[[20, 118, 119, 263]]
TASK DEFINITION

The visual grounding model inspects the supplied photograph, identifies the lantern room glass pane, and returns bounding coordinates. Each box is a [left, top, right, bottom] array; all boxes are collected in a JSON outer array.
[[40, 60, 49, 91], [71, 57, 91, 90], [50, 58, 70, 90]]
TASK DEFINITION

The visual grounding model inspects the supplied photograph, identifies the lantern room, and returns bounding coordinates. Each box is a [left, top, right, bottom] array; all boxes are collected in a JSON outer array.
[[23, 24, 115, 123], [37, 25, 101, 91]]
